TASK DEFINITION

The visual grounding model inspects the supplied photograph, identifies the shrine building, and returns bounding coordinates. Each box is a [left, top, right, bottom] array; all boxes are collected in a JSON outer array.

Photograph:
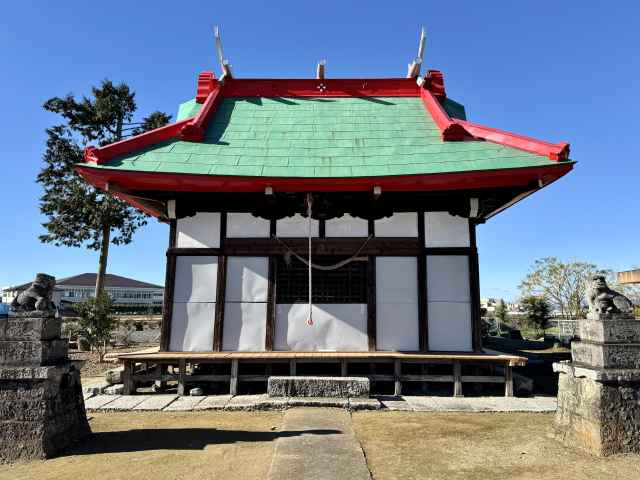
[[76, 32, 573, 396]]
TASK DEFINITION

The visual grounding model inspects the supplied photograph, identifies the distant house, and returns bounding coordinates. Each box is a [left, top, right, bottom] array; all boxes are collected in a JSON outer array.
[[1, 273, 163, 314]]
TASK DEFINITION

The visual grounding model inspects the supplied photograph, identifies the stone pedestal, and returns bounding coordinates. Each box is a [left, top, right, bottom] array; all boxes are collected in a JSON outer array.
[[0, 312, 90, 463], [554, 313, 640, 456]]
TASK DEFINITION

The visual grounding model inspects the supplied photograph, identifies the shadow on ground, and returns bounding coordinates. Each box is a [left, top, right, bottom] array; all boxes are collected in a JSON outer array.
[[64, 428, 342, 456]]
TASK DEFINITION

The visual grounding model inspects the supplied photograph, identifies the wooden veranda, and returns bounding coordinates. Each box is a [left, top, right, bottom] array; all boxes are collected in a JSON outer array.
[[117, 350, 527, 398]]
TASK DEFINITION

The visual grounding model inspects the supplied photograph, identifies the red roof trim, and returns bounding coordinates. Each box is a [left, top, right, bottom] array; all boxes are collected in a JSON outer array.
[[76, 163, 572, 209], [179, 85, 223, 142], [418, 85, 570, 161], [84, 118, 193, 165], [420, 88, 467, 141], [221, 78, 421, 97], [456, 120, 570, 161], [196, 71, 217, 103], [83, 72, 570, 167], [423, 70, 446, 97]]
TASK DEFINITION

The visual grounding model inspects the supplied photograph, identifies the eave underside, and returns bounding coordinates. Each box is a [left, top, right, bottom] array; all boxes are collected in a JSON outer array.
[[77, 162, 572, 222]]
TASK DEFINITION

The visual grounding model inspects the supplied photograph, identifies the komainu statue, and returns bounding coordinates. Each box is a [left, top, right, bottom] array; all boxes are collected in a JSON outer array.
[[586, 275, 634, 317], [10, 273, 56, 312]]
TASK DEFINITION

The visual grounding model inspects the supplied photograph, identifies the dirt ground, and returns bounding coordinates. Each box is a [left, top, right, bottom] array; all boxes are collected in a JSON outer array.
[[352, 411, 640, 480], [69, 344, 157, 377], [0, 411, 283, 480], [2, 411, 639, 480]]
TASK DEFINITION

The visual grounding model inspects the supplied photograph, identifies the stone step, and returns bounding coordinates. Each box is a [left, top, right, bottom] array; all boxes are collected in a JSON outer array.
[[268, 376, 369, 398]]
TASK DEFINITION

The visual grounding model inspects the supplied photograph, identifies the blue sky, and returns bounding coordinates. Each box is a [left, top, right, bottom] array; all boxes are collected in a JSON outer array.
[[1, 2, 638, 299]]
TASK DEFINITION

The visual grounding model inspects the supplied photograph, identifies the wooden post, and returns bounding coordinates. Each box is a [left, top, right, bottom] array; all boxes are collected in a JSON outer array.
[[265, 256, 276, 351], [289, 359, 297, 376], [504, 364, 514, 397], [341, 360, 348, 377], [177, 359, 186, 396], [123, 360, 135, 395], [213, 255, 228, 351], [453, 361, 463, 397], [394, 359, 402, 396], [155, 364, 168, 391], [367, 256, 377, 351], [417, 211, 429, 351], [230, 359, 239, 396], [159, 220, 177, 352]]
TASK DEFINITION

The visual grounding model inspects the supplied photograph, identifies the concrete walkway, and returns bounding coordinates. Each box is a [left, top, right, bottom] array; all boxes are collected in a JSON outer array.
[[267, 408, 371, 480], [84, 393, 557, 413]]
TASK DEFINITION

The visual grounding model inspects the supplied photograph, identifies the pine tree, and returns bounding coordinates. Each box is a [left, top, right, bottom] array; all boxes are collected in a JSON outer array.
[[37, 80, 170, 296]]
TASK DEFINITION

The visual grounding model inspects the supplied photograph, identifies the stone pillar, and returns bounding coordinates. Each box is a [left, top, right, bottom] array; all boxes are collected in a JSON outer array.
[[0, 312, 90, 462], [554, 312, 640, 456]]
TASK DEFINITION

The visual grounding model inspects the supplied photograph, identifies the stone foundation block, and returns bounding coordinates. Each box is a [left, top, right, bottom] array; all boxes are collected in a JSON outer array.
[[0, 365, 90, 462], [0, 316, 62, 341], [0, 339, 68, 366], [579, 319, 640, 344], [572, 341, 640, 369], [554, 362, 640, 456], [268, 376, 370, 398]]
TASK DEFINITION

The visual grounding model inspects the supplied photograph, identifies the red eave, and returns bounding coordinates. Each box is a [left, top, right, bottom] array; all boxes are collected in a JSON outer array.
[[77, 163, 572, 198]]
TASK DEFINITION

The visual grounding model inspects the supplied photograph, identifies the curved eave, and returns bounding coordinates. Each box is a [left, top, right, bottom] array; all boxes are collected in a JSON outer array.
[[76, 162, 573, 195]]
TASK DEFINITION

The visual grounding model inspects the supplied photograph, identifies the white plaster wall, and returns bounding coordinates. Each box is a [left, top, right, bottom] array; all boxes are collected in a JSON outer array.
[[376, 257, 419, 351], [170, 302, 215, 351], [424, 212, 470, 247], [222, 302, 267, 351], [426, 255, 472, 351], [325, 214, 368, 237], [173, 256, 218, 303], [427, 256, 470, 302], [226, 213, 270, 238], [170, 255, 218, 352], [276, 214, 320, 237], [274, 304, 368, 351], [176, 212, 221, 248], [374, 213, 418, 237], [222, 257, 268, 351], [225, 257, 268, 302], [427, 302, 472, 351]]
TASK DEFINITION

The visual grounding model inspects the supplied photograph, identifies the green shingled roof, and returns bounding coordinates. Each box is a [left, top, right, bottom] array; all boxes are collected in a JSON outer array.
[[91, 96, 558, 177]]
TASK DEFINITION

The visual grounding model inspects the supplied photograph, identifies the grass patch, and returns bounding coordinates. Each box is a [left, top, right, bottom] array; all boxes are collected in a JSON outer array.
[[352, 411, 640, 480]]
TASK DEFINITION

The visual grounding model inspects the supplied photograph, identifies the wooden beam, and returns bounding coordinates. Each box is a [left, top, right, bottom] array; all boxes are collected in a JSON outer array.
[[168, 237, 423, 257], [367, 256, 377, 351], [213, 255, 228, 351]]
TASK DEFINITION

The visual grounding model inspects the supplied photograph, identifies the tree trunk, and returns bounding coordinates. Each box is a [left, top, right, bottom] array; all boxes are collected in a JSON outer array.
[[95, 224, 111, 297]]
